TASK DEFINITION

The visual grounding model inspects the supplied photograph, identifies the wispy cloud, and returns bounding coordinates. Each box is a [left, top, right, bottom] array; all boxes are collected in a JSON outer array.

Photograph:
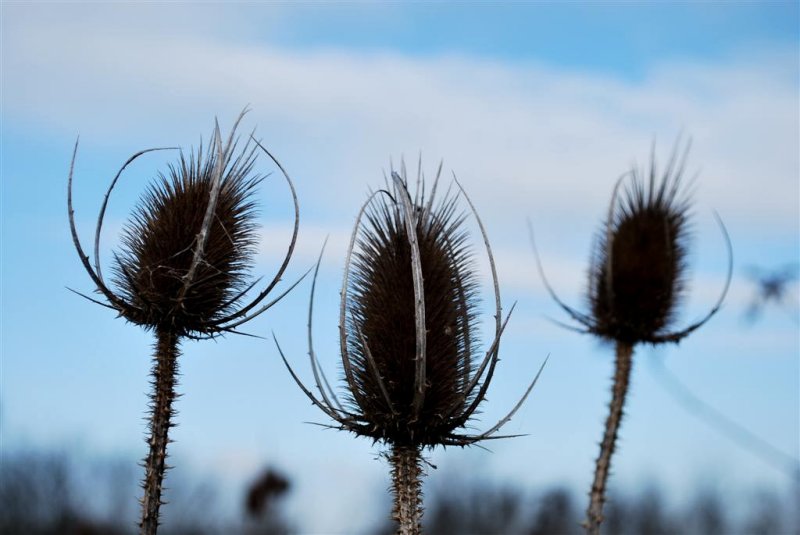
[[5, 5, 798, 243]]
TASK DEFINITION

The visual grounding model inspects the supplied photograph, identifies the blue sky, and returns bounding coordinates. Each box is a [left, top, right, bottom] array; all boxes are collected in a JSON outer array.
[[2, 2, 799, 532]]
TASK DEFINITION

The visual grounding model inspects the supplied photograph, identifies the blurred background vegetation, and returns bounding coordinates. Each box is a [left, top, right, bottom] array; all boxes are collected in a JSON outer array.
[[2, 445, 797, 535]]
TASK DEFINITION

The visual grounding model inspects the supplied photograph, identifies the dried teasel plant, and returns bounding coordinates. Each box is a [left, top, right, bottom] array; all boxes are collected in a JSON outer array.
[[276, 163, 546, 535], [532, 139, 732, 535], [67, 111, 301, 535]]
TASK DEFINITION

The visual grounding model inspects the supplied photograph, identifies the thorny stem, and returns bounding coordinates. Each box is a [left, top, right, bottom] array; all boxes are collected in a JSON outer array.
[[390, 444, 423, 535], [140, 329, 180, 535], [585, 342, 634, 535]]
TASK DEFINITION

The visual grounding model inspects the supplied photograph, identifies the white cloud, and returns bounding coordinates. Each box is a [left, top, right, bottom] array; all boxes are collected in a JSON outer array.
[[4, 5, 798, 243]]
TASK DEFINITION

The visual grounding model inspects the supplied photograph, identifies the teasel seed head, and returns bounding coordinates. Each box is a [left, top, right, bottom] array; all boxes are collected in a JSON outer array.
[[532, 138, 733, 345], [344, 170, 480, 446], [587, 149, 691, 344], [113, 135, 260, 335], [277, 162, 546, 449], [68, 109, 302, 339]]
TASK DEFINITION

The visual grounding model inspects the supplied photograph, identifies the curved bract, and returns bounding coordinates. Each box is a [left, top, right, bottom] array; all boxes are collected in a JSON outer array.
[[277, 164, 545, 449]]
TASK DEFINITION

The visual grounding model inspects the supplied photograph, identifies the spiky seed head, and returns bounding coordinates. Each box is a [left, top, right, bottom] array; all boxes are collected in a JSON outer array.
[[588, 154, 691, 345], [346, 180, 480, 446], [113, 136, 262, 336]]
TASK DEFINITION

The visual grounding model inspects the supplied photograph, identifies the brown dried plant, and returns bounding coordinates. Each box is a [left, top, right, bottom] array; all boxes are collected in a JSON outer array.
[[276, 163, 546, 535], [67, 111, 300, 535], [532, 140, 732, 535]]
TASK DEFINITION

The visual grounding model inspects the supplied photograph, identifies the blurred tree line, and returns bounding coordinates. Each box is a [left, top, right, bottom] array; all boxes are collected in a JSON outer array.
[[415, 480, 799, 535], [1, 447, 797, 534]]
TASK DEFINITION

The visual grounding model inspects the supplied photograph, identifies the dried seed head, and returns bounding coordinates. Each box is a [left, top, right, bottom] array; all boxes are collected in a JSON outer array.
[[278, 164, 544, 452], [69, 110, 301, 341], [588, 146, 691, 344], [345, 177, 479, 446], [533, 139, 731, 346], [113, 134, 262, 336]]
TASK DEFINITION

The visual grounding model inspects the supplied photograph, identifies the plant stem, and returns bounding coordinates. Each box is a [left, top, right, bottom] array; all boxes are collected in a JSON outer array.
[[390, 444, 423, 535], [585, 342, 634, 535], [140, 328, 180, 535]]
